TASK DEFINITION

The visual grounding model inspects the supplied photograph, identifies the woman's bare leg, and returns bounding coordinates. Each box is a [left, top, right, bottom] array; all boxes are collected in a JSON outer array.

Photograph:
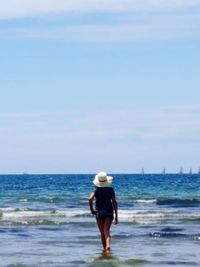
[[96, 219, 106, 249], [103, 218, 113, 251]]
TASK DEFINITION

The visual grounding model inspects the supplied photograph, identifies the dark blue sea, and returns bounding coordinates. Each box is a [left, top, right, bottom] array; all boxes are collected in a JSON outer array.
[[0, 174, 200, 267]]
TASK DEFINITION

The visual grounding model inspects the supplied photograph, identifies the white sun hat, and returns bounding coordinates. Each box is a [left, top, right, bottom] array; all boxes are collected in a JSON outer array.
[[93, 171, 113, 187]]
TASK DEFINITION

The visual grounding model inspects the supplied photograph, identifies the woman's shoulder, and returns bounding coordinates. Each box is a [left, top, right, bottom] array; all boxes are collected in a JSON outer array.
[[95, 186, 114, 192]]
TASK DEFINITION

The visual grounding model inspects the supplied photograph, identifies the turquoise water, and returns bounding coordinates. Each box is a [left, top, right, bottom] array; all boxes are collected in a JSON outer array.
[[0, 174, 200, 266]]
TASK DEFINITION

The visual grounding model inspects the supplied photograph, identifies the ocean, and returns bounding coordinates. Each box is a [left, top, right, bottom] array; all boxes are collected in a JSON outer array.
[[0, 174, 200, 267]]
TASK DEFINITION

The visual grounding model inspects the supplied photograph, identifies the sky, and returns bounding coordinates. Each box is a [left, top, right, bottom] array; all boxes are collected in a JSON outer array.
[[0, 0, 200, 174]]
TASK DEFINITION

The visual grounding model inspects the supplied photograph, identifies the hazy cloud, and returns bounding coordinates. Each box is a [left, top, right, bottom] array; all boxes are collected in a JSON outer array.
[[1, 105, 200, 173], [1, 12, 200, 42], [0, 1, 200, 42], [1, 104, 200, 144], [0, 0, 200, 19]]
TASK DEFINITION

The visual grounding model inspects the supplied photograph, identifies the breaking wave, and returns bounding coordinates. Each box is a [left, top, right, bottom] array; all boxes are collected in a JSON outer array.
[[1, 207, 200, 226]]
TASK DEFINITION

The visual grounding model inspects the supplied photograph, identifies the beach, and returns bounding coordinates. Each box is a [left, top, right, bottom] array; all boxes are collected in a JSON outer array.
[[0, 174, 200, 266]]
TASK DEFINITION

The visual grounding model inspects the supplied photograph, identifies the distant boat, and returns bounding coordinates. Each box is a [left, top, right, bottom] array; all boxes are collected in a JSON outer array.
[[179, 167, 183, 174], [198, 168, 200, 174], [189, 168, 192, 174], [162, 168, 166, 175], [141, 168, 144, 175], [22, 173, 29, 176]]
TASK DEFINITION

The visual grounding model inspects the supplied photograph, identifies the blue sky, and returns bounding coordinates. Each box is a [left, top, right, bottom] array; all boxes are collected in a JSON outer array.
[[0, 0, 200, 174]]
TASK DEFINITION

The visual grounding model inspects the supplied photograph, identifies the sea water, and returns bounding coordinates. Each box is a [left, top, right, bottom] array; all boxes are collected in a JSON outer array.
[[0, 174, 200, 266]]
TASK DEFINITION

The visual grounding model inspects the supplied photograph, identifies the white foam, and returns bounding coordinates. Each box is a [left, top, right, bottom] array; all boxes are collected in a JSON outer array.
[[1, 207, 200, 225], [1, 208, 89, 220], [118, 209, 200, 224], [134, 199, 157, 204]]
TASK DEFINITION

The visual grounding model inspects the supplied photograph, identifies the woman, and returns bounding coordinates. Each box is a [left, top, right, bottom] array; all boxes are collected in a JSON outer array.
[[89, 171, 118, 252]]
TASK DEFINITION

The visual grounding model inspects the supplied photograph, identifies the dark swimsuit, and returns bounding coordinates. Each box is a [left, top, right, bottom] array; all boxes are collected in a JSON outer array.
[[94, 187, 115, 220]]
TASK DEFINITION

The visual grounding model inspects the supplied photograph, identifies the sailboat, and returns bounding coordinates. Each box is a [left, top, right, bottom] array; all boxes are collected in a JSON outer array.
[[141, 168, 144, 175], [189, 168, 192, 175], [162, 168, 166, 175], [179, 167, 183, 174]]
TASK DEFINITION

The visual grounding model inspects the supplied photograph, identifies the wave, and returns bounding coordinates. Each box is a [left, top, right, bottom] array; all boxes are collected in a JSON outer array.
[[123, 198, 200, 208], [134, 199, 157, 204], [19, 195, 84, 204], [157, 198, 200, 206], [1, 207, 200, 226], [20, 195, 200, 206], [119, 209, 200, 224], [0, 208, 91, 226], [150, 231, 200, 242], [150, 231, 188, 238], [1, 207, 89, 218]]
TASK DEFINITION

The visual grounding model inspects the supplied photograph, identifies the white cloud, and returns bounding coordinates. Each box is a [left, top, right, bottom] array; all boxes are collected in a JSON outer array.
[[1, 12, 200, 42], [0, 1, 200, 42], [0, 0, 200, 19]]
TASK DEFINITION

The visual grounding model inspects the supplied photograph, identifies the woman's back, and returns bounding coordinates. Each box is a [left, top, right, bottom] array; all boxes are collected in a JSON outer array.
[[95, 187, 114, 211]]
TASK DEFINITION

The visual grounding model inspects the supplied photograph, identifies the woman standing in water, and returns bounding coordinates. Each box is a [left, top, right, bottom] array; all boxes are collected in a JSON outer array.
[[89, 171, 118, 252]]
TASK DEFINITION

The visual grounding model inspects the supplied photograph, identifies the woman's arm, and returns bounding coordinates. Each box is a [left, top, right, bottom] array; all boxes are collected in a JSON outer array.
[[112, 195, 118, 224], [88, 191, 97, 215]]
